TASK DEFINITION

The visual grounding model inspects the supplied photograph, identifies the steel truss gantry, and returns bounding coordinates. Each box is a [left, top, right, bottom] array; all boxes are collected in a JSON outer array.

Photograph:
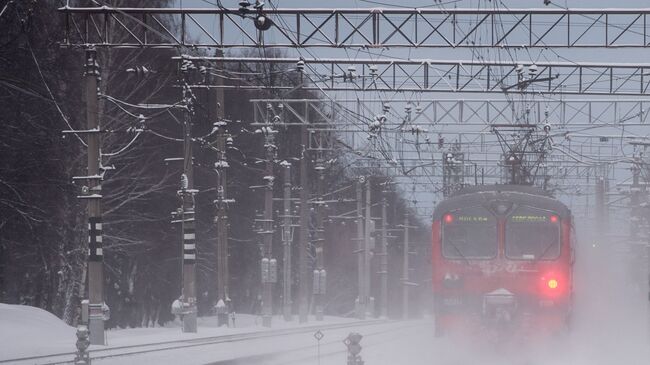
[[181, 56, 650, 96], [252, 98, 650, 128], [346, 158, 614, 182], [250, 97, 624, 186], [59, 6, 650, 48]]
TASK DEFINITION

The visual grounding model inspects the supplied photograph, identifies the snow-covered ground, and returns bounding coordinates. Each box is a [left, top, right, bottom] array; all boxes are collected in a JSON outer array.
[[0, 303, 76, 360], [0, 304, 359, 363]]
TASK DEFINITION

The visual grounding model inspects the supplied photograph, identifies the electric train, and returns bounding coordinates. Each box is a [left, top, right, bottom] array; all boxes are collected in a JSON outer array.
[[431, 185, 574, 337]]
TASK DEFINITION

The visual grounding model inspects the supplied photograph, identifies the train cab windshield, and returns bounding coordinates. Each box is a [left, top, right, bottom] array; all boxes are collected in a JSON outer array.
[[442, 205, 497, 259], [506, 205, 561, 260]]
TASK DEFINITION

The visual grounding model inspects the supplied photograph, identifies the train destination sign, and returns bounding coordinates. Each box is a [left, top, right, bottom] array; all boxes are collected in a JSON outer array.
[[510, 215, 548, 223], [457, 215, 490, 223]]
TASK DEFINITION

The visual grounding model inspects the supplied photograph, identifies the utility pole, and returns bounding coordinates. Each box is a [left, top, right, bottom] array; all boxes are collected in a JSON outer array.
[[630, 156, 650, 322], [281, 163, 293, 321], [364, 176, 373, 317], [631, 159, 641, 242], [298, 126, 310, 323], [260, 105, 277, 328], [212, 54, 231, 323], [627, 146, 650, 334], [214, 123, 230, 321], [83, 47, 105, 345], [313, 159, 326, 321], [379, 195, 389, 318], [402, 212, 410, 320], [595, 175, 606, 238], [646, 241, 650, 340], [355, 177, 366, 319], [595, 165, 610, 239], [645, 242, 650, 338], [179, 81, 198, 333]]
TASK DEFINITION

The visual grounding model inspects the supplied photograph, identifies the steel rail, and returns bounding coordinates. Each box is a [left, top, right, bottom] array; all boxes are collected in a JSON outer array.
[[206, 321, 426, 365], [3, 320, 388, 365]]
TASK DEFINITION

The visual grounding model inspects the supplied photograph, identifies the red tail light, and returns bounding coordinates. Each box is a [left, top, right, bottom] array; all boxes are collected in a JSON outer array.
[[444, 214, 454, 224], [550, 215, 559, 223]]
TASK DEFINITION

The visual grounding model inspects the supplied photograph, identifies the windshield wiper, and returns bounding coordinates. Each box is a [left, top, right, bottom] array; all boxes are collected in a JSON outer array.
[[533, 241, 558, 262], [447, 241, 470, 264]]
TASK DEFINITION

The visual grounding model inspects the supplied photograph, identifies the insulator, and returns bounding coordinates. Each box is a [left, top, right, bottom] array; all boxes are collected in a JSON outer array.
[[346, 65, 357, 81], [254, 13, 273, 31], [319, 269, 327, 294], [261, 258, 270, 283], [269, 258, 277, 283], [516, 64, 524, 74], [313, 270, 321, 294]]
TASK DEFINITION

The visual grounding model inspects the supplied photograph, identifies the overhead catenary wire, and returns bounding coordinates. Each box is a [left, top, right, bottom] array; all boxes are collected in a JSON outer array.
[[27, 40, 87, 146]]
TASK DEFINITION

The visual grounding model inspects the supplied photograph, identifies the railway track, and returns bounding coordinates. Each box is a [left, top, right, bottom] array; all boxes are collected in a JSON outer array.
[[205, 322, 423, 365], [2, 319, 391, 365]]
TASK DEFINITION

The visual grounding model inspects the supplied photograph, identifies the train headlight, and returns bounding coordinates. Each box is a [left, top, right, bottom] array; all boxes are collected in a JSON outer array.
[[443, 273, 461, 288]]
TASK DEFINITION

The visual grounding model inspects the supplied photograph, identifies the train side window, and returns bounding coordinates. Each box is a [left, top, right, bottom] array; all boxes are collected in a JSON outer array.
[[505, 206, 560, 260], [441, 205, 497, 260]]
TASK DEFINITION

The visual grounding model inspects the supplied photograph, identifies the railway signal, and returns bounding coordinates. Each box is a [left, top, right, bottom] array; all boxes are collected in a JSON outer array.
[[344, 332, 364, 365]]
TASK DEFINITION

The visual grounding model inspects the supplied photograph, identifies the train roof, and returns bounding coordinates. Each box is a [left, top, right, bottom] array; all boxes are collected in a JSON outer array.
[[452, 184, 552, 197], [432, 184, 571, 220]]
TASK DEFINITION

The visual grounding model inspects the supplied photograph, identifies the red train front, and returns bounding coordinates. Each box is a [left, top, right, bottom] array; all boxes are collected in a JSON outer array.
[[432, 185, 574, 338]]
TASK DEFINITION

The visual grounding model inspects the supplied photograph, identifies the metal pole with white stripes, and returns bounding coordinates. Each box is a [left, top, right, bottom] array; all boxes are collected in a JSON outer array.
[[281, 163, 292, 322], [355, 177, 366, 319], [379, 195, 388, 319], [179, 80, 198, 333], [402, 212, 410, 320], [84, 47, 105, 345], [260, 104, 277, 328]]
